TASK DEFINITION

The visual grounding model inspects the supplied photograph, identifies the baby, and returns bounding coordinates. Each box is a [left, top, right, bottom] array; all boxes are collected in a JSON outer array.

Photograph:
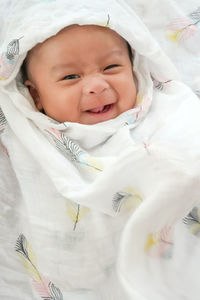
[[23, 25, 137, 124], [1, 1, 200, 300]]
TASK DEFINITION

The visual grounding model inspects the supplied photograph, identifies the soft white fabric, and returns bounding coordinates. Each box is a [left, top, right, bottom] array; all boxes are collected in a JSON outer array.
[[1, 1, 200, 299]]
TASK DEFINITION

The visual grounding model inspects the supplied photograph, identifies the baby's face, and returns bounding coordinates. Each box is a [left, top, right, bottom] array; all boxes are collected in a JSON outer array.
[[25, 25, 137, 124]]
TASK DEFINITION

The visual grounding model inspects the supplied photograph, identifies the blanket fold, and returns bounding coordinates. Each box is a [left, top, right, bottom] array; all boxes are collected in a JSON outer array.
[[1, 0, 200, 299]]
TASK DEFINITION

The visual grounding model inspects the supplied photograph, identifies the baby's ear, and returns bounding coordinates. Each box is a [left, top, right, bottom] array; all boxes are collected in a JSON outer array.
[[24, 80, 43, 111]]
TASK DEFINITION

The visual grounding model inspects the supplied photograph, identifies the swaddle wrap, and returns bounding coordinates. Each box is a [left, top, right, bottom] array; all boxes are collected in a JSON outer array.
[[1, 1, 200, 299]]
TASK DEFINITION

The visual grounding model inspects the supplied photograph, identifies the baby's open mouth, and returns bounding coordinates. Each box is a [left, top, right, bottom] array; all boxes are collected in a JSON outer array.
[[87, 104, 112, 113]]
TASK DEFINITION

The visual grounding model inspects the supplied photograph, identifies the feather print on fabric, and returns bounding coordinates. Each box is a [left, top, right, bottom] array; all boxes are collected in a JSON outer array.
[[66, 200, 90, 231], [0, 37, 23, 80], [0, 106, 8, 154], [166, 7, 200, 43], [183, 206, 200, 236], [123, 112, 136, 125], [15, 234, 63, 300], [61, 135, 84, 162], [144, 227, 174, 258], [6, 37, 23, 60], [0, 107, 7, 133], [0, 53, 13, 80], [150, 73, 171, 91], [195, 90, 200, 99], [113, 188, 143, 213], [106, 14, 110, 27], [46, 128, 86, 162], [98, 14, 110, 27], [113, 192, 128, 213], [83, 156, 104, 172], [0, 142, 9, 156], [135, 94, 151, 121], [190, 7, 200, 22], [46, 128, 103, 171], [143, 142, 151, 155]]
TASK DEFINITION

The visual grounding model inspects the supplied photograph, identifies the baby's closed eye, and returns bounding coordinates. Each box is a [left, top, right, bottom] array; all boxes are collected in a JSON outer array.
[[104, 64, 120, 71]]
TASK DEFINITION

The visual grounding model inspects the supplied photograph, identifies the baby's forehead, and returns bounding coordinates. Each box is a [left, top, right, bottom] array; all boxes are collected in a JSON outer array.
[[27, 24, 128, 59]]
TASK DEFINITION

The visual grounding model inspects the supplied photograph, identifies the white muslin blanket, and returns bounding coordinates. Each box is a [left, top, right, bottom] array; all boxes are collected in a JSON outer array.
[[1, 1, 200, 299]]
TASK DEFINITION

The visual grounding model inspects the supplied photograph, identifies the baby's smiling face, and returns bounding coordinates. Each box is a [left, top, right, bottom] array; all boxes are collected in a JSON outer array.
[[25, 25, 137, 125]]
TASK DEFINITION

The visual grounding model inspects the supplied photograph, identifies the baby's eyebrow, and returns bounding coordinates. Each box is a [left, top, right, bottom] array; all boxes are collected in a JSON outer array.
[[102, 49, 124, 58], [51, 63, 75, 74]]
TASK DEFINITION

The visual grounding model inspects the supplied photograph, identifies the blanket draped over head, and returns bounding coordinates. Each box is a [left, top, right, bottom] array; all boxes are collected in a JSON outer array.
[[1, 1, 200, 299]]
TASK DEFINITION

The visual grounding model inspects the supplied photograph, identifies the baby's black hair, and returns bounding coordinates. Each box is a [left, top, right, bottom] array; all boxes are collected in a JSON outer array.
[[127, 42, 134, 65], [21, 59, 28, 83]]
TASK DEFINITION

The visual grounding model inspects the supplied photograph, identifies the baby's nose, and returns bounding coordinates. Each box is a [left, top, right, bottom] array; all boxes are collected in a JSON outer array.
[[83, 76, 109, 95]]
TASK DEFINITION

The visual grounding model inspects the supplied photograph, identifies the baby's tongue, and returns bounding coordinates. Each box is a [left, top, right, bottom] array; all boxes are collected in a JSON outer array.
[[89, 106, 104, 113]]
